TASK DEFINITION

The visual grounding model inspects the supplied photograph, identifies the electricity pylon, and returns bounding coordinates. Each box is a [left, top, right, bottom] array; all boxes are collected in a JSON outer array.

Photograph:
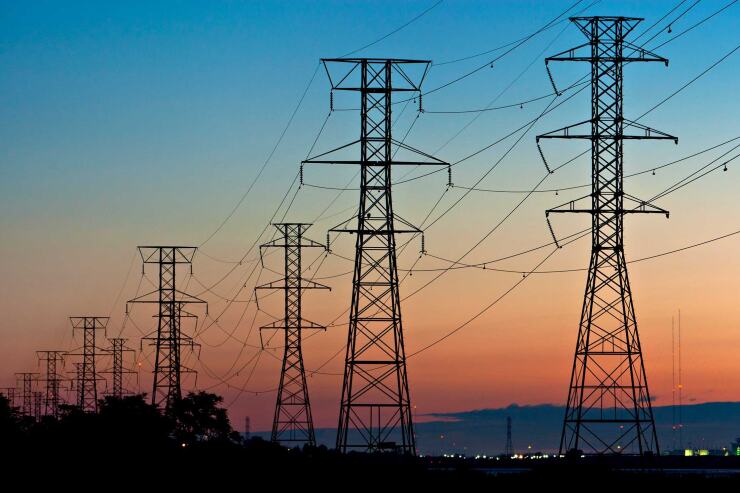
[[32, 391, 43, 421], [69, 317, 108, 412], [538, 16, 677, 455], [0, 387, 18, 409], [70, 362, 83, 407], [102, 338, 136, 399], [15, 372, 39, 417], [37, 350, 66, 418], [255, 223, 329, 446], [304, 58, 448, 454], [127, 247, 206, 410], [505, 416, 513, 456]]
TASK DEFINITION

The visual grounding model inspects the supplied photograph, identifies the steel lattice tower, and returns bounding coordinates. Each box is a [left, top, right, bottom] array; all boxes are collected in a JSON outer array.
[[505, 416, 513, 456], [71, 362, 83, 407], [128, 247, 205, 410], [256, 223, 329, 446], [37, 351, 65, 418], [32, 391, 43, 421], [16, 373, 38, 417], [0, 387, 18, 409], [304, 58, 447, 453], [102, 338, 136, 399], [538, 16, 677, 455], [69, 317, 108, 412]]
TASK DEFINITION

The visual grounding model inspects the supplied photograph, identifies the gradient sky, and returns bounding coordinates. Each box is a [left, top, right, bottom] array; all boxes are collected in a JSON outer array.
[[1, 0, 739, 435]]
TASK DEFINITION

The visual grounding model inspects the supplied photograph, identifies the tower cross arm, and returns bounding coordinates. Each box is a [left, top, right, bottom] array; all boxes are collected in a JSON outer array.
[[69, 316, 109, 329], [259, 318, 327, 331], [302, 140, 448, 167], [137, 246, 197, 264], [320, 58, 431, 92], [537, 120, 677, 142], [255, 278, 330, 291], [546, 194, 669, 218]]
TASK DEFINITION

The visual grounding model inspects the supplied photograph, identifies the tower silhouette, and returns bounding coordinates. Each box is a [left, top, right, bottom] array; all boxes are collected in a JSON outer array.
[[37, 350, 66, 418], [69, 317, 108, 412], [16, 372, 39, 417], [0, 388, 18, 409], [256, 223, 329, 446], [304, 58, 447, 453], [128, 247, 206, 410], [505, 416, 513, 456], [538, 16, 676, 455], [102, 338, 136, 399]]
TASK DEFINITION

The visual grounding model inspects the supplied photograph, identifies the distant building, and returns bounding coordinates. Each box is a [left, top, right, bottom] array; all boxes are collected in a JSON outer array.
[[731, 438, 740, 456], [665, 448, 729, 457]]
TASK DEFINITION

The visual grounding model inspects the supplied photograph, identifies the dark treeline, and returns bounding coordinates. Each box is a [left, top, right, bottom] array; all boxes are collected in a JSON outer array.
[[0, 391, 242, 456], [1, 393, 739, 487]]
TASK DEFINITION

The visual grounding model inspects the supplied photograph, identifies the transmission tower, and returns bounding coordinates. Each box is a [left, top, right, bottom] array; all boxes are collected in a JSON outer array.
[[16, 372, 39, 417], [102, 338, 136, 399], [37, 351, 66, 418], [32, 391, 43, 421], [127, 247, 206, 410], [70, 362, 83, 407], [304, 58, 448, 454], [0, 387, 18, 409], [538, 16, 677, 455], [255, 223, 329, 446], [505, 416, 513, 456], [68, 317, 108, 412]]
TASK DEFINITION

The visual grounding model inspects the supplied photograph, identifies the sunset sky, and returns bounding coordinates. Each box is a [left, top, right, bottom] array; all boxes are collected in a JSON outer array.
[[1, 0, 739, 435]]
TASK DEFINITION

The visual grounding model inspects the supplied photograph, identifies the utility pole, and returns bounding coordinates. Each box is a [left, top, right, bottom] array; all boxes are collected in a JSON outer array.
[[678, 309, 683, 450], [245, 416, 251, 441], [505, 416, 513, 456], [539, 16, 676, 455], [304, 58, 448, 454], [671, 316, 676, 451], [255, 223, 329, 447], [37, 351, 66, 418], [68, 317, 108, 412], [16, 372, 39, 417], [127, 247, 206, 410], [102, 338, 136, 399]]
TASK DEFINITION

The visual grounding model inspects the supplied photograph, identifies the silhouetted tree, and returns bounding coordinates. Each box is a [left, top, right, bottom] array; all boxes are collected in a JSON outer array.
[[170, 391, 240, 446], [97, 394, 172, 450], [0, 395, 23, 446]]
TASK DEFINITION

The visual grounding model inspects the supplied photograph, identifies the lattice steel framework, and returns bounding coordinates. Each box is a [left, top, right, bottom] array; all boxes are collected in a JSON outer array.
[[538, 16, 677, 455], [32, 392, 43, 421], [15, 373, 38, 417], [102, 338, 136, 399], [256, 223, 329, 446], [505, 416, 513, 456], [69, 317, 108, 413], [304, 58, 447, 454], [0, 387, 18, 409], [128, 247, 205, 410], [37, 351, 65, 418], [71, 363, 83, 407]]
